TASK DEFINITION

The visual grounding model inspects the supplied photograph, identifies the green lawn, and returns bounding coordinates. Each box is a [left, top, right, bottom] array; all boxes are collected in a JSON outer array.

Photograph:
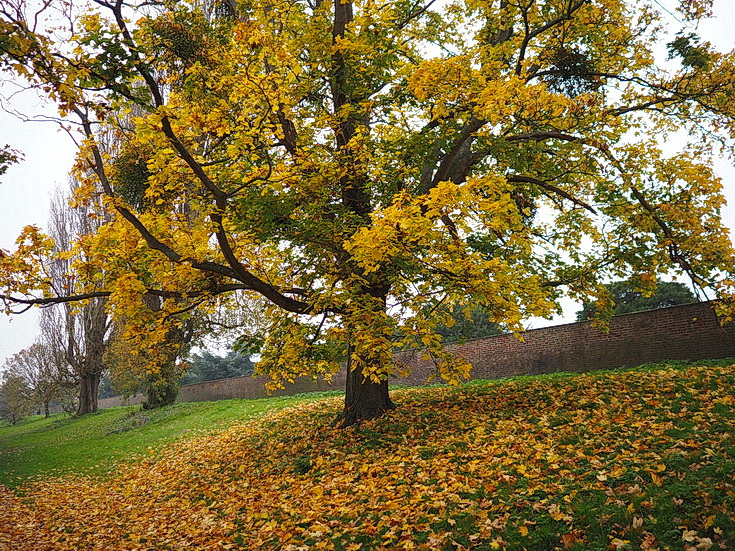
[[0, 391, 341, 486]]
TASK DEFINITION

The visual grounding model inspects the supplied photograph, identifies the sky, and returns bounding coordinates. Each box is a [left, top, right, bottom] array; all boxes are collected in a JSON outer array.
[[0, 89, 77, 366], [1, 0, 734, 367]]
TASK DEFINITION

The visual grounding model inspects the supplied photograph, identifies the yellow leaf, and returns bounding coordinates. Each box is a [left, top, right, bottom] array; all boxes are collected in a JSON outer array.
[[682, 529, 698, 542]]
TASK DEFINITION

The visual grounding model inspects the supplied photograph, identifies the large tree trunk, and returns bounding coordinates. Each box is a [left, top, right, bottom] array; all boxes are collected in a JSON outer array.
[[334, 344, 395, 427], [77, 370, 100, 415], [43, 402, 50, 418], [70, 296, 108, 416]]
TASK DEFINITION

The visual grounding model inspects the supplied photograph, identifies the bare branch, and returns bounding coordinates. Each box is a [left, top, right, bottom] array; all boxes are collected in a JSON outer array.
[[505, 131, 579, 143], [1, 291, 111, 307], [507, 174, 597, 214]]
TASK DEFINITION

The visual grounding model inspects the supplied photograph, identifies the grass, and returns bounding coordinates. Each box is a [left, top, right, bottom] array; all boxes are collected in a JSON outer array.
[[1, 359, 734, 550], [0, 391, 341, 486]]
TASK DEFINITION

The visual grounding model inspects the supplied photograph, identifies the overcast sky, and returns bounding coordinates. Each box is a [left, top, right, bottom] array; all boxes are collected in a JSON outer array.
[[0, 88, 77, 366], [1, 0, 734, 367]]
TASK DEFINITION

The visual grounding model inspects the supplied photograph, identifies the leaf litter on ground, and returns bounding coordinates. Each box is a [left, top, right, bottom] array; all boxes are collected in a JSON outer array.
[[1, 363, 734, 550]]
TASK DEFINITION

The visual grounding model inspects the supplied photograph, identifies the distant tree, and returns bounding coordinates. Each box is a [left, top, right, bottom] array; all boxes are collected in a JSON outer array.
[[434, 305, 503, 343], [4, 342, 73, 418], [0, 371, 34, 425], [181, 350, 254, 385], [103, 327, 147, 400], [104, 309, 194, 410], [576, 280, 696, 321], [97, 375, 116, 399], [0, 388, 8, 425], [140, 296, 196, 409]]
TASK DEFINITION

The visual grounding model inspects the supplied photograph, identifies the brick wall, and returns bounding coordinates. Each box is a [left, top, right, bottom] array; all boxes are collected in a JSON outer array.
[[97, 301, 735, 409], [97, 372, 342, 409], [178, 374, 339, 402], [394, 301, 735, 385]]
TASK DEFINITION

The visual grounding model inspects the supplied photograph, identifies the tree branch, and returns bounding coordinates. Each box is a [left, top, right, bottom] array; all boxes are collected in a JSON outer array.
[[516, 0, 587, 75], [505, 131, 579, 143], [507, 174, 597, 214], [425, 118, 485, 191], [70, 5, 317, 315]]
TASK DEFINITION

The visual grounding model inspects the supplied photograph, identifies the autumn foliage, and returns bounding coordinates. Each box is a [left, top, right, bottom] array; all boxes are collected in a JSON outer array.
[[2, 364, 734, 550]]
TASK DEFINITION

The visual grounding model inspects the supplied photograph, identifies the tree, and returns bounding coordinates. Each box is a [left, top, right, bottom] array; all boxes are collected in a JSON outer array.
[[1, 0, 735, 426], [0, 370, 34, 425], [3, 342, 72, 418], [42, 300, 109, 415], [576, 279, 697, 321], [101, 294, 196, 409], [98, 374, 116, 399], [103, 324, 149, 400], [42, 183, 112, 415], [181, 350, 254, 385], [434, 305, 503, 343]]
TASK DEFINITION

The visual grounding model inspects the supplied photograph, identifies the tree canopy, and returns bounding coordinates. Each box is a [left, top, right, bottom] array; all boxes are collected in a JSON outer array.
[[0, 369, 34, 425], [435, 305, 503, 343], [1, 0, 734, 424], [576, 279, 696, 321], [180, 350, 254, 385], [1, 342, 73, 418]]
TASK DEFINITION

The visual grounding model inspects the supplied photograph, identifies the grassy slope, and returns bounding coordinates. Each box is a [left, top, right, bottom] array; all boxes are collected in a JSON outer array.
[[1, 360, 734, 550], [0, 392, 340, 486]]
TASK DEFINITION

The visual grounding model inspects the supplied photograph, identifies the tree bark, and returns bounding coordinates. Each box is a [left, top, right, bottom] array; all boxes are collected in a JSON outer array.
[[43, 402, 50, 418], [327, 0, 395, 427], [334, 343, 396, 427], [76, 369, 100, 415]]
